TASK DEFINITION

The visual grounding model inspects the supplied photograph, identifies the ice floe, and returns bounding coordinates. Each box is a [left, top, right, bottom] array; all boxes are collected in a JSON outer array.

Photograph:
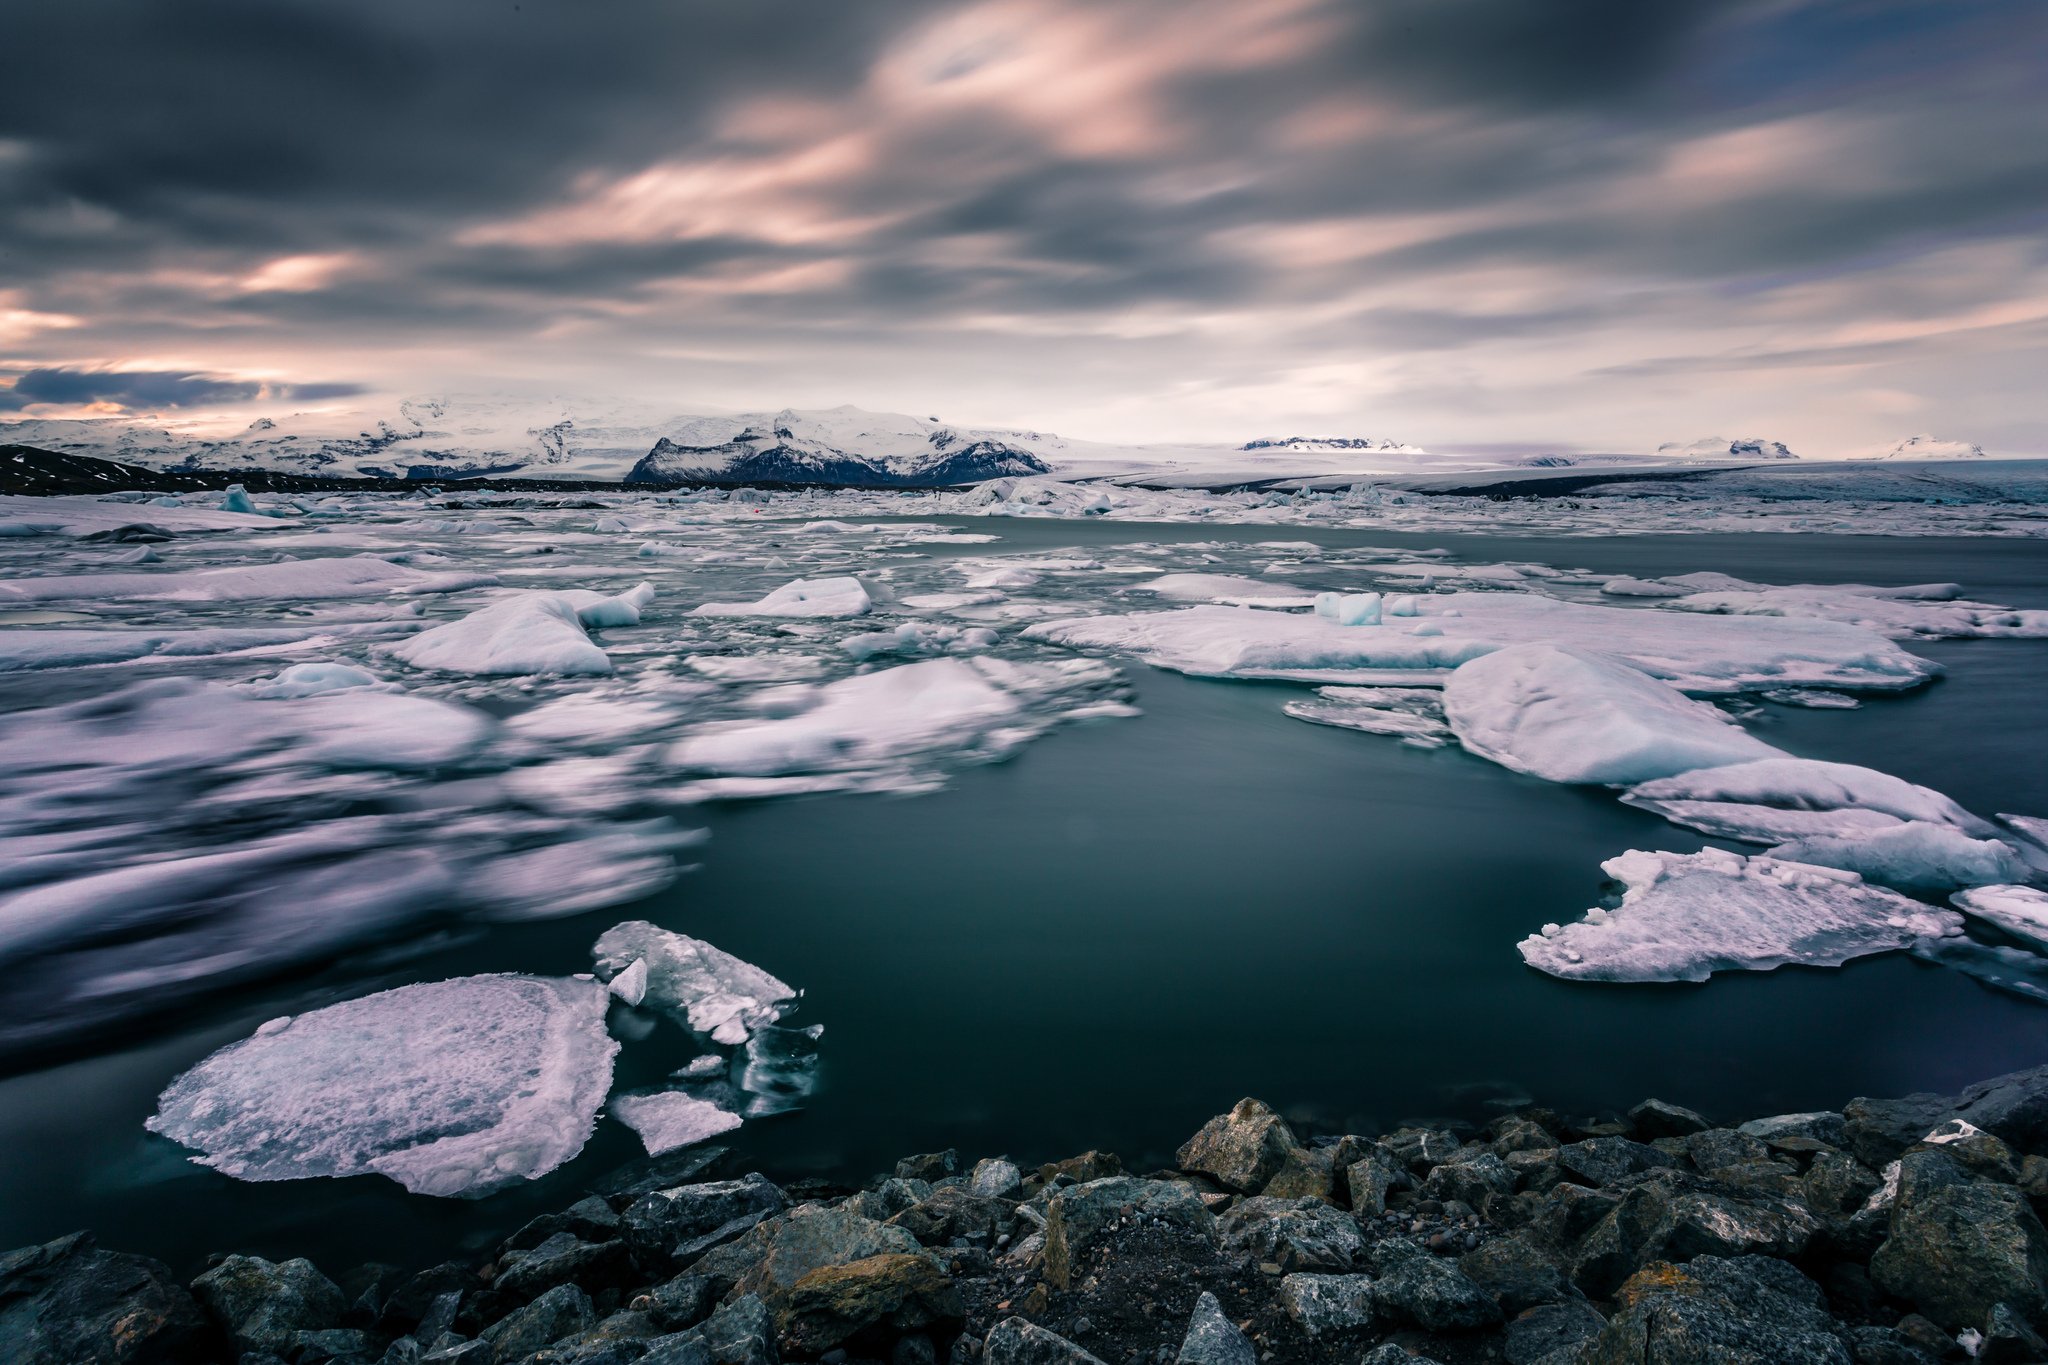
[[388, 582, 654, 675], [1443, 644, 1782, 785], [0, 554, 493, 603], [609, 1092, 744, 1155], [591, 920, 795, 1044], [1766, 823, 2025, 893], [691, 576, 871, 618], [1620, 758, 1994, 843], [1282, 686, 1450, 746], [1614, 574, 2048, 640], [147, 974, 618, 1197], [1129, 574, 1312, 606], [1026, 592, 1937, 692], [1953, 885, 2048, 951], [1519, 848, 1964, 983]]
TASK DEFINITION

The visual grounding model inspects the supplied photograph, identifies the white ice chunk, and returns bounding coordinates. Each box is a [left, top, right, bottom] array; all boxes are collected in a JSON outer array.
[[1443, 643, 1782, 785], [667, 657, 1025, 779], [146, 974, 618, 1197], [1621, 758, 1994, 841], [1663, 581, 2048, 641], [591, 920, 795, 1044], [291, 691, 494, 769], [1518, 848, 1963, 983], [691, 576, 871, 618], [1953, 885, 2048, 951], [1767, 822, 2026, 893], [237, 661, 393, 698], [389, 583, 653, 676], [1313, 591, 1382, 626], [609, 1091, 742, 1155], [609, 956, 650, 1005], [1130, 574, 1312, 606], [1282, 686, 1449, 745], [0, 554, 493, 603], [1025, 593, 1935, 692]]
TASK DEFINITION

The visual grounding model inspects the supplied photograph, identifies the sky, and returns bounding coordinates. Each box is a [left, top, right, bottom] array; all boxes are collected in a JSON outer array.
[[1, 0, 2045, 455]]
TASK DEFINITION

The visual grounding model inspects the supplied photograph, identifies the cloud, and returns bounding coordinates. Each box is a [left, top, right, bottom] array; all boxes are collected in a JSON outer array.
[[0, 367, 364, 412]]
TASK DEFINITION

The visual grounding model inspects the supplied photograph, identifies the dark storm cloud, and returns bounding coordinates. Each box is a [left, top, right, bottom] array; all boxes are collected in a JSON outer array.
[[0, 368, 364, 411], [1, 0, 2044, 443]]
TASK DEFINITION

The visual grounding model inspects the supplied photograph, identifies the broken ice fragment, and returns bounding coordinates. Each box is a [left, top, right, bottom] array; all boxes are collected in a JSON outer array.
[[610, 1091, 743, 1156], [592, 920, 795, 1044]]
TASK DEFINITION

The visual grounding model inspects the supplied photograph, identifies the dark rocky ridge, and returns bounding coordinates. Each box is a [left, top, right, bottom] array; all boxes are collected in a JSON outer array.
[[14, 1066, 2048, 1364]]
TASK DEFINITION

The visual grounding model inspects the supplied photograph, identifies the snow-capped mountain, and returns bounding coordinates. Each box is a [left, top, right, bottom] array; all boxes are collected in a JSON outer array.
[[1654, 437, 1799, 462], [625, 406, 1049, 487], [1854, 434, 1986, 461], [1240, 436, 1424, 454]]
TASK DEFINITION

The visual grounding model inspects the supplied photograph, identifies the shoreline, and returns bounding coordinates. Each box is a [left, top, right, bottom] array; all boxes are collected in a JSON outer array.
[[11, 1065, 2048, 1365]]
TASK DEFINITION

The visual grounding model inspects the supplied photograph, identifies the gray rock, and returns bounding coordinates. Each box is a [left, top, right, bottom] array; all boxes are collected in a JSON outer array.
[[505, 1197, 624, 1254], [1276, 1272, 1376, 1337], [1505, 1301, 1606, 1365], [492, 1232, 634, 1304], [1382, 1128, 1462, 1176], [1360, 1347, 1444, 1365], [1844, 1093, 1960, 1169], [1370, 1240, 1501, 1332], [1458, 1233, 1571, 1313], [1577, 1255, 1850, 1364], [887, 1188, 1010, 1247], [1804, 1151, 1884, 1219], [1570, 1186, 1675, 1297], [1042, 1177, 1216, 1290], [1345, 1154, 1405, 1216], [1870, 1149, 2048, 1332], [0, 1232, 208, 1365], [1175, 1291, 1254, 1365], [982, 1316, 1107, 1365], [420, 1343, 492, 1365], [1176, 1099, 1301, 1193], [970, 1159, 1023, 1200], [1218, 1197, 1366, 1273], [1684, 1129, 1773, 1173], [288, 1327, 382, 1363], [1628, 1100, 1710, 1139], [1841, 1325, 1939, 1365], [1527, 1183, 1621, 1251], [896, 1151, 959, 1183], [732, 1206, 930, 1306], [850, 1179, 931, 1223], [1558, 1137, 1679, 1188], [1980, 1301, 2048, 1361], [675, 1293, 775, 1365], [192, 1254, 347, 1356], [635, 1273, 719, 1332], [1950, 1065, 2048, 1155], [1422, 1153, 1516, 1208], [1261, 1145, 1341, 1202], [622, 1175, 788, 1270], [1494, 1118, 1559, 1155], [1737, 1111, 1848, 1149], [482, 1282, 596, 1359], [774, 1253, 962, 1357]]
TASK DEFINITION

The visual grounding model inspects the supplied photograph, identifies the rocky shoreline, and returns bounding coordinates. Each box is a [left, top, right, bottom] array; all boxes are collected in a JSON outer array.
[[13, 1067, 2048, 1365]]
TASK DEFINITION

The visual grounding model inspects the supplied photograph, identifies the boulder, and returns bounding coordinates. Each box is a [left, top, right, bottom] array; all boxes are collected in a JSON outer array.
[[1840, 1324, 1941, 1365], [1504, 1300, 1606, 1365], [1275, 1272, 1376, 1337], [0, 1232, 208, 1365], [191, 1254, 346, 1356], [1361, 1347, 1444, 1365], [1736, 1111, 1848, 1150], [491, 1233, 635, 1304], [480, 1283, 596, 1360], [1370, 1240, 1501, 1332], [885, 1189, 1009, 1247], [1042, 1177, 1216, 1290], [1381, 1128, 1462, 1175], [774, 1253, 963, 1356], [1558, 1138, 1679, 1188], [1175, 1290, 1254, 1365], [1869, 1149, 2048, 1332], [969, 1159, 1023, 1200], [1422, 1154, 1516, 1208], [895, 1151, 959, 1183], [1346, 1153, 1405, 1216], [1458, 1233, 1571, 1313], [503, 1197, 623, 1254], [1260, 1146, 1340, 1202], [634, 1273, 719, 1332], [622, 1175, 787, 1270], [1493, 1118, 1560, 1155], [1578, 1256, 1851, 1364], [982, 1316, 1106, 1364], [1036, 1152, 1123, 1186], [1176, 1100, 1301, 1193], [1628, 1101, 1711, 1140], [671, 1293, 777, 1365], [732, 1207, 930, 1306], [1217, 1197, 1365, 1273]]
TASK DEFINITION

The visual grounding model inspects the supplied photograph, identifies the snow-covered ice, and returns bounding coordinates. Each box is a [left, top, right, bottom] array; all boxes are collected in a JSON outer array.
[[1282, 686, 1450, 746], [1519, 848, 1964, 983], [609, 1091, 743, 1155], [389, 583, 654, 675], [0, 555, 493, 604], [1443, 644, 1782, 785], [1765, 823, 2025, 893], [1620, 758, 1994, 843], [591, 920, 795, 1045], [691, 576, 871, 618], [1953, 886, 2048, 951], [146, 974, 618, 1197]]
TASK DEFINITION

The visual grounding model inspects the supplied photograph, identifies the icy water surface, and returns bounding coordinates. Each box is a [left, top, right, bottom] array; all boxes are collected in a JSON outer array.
[[1, 511, 2045, 1275]]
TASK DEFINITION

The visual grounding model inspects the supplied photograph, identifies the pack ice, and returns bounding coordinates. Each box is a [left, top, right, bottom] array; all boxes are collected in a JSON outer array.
[[1026, 592, 1936, 692], [0, 554, 494, 603], [592, 920, 795, 1044], [1443, 644, 1782, 785], [1519, 848, 1964, 983], [146, 975, 618, 1197], [389, 582, 654, 675], [1607, 573, 2048, 641]]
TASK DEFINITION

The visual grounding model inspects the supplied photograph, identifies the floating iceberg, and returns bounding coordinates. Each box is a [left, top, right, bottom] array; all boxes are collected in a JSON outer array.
[[147, 974, 618, 1197], [1660, 580, 2048, 641], [1130, 574, 1312, 606], [1443, 644, 1781, 785], [1025, 593, 1936, 693], [1282, 686, 1450, 746], [691, 576, 871, 618], [1313, 591, 1382, 626], [592, 920, 795, 1044], [1765, 823, 2025, 893], [610, 1091, 743, 1155], [1953, 885, 2048, 951], [1620, 758, 1994, 843], [1519, 848, 1963, 983], [389, 583, 654, 676], [236, 661, 393, 699], [0, 554, 493, 604]]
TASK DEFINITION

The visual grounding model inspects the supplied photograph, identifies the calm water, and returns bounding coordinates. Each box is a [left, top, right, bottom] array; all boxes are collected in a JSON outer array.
[[2, 523, 2046, 1277]]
